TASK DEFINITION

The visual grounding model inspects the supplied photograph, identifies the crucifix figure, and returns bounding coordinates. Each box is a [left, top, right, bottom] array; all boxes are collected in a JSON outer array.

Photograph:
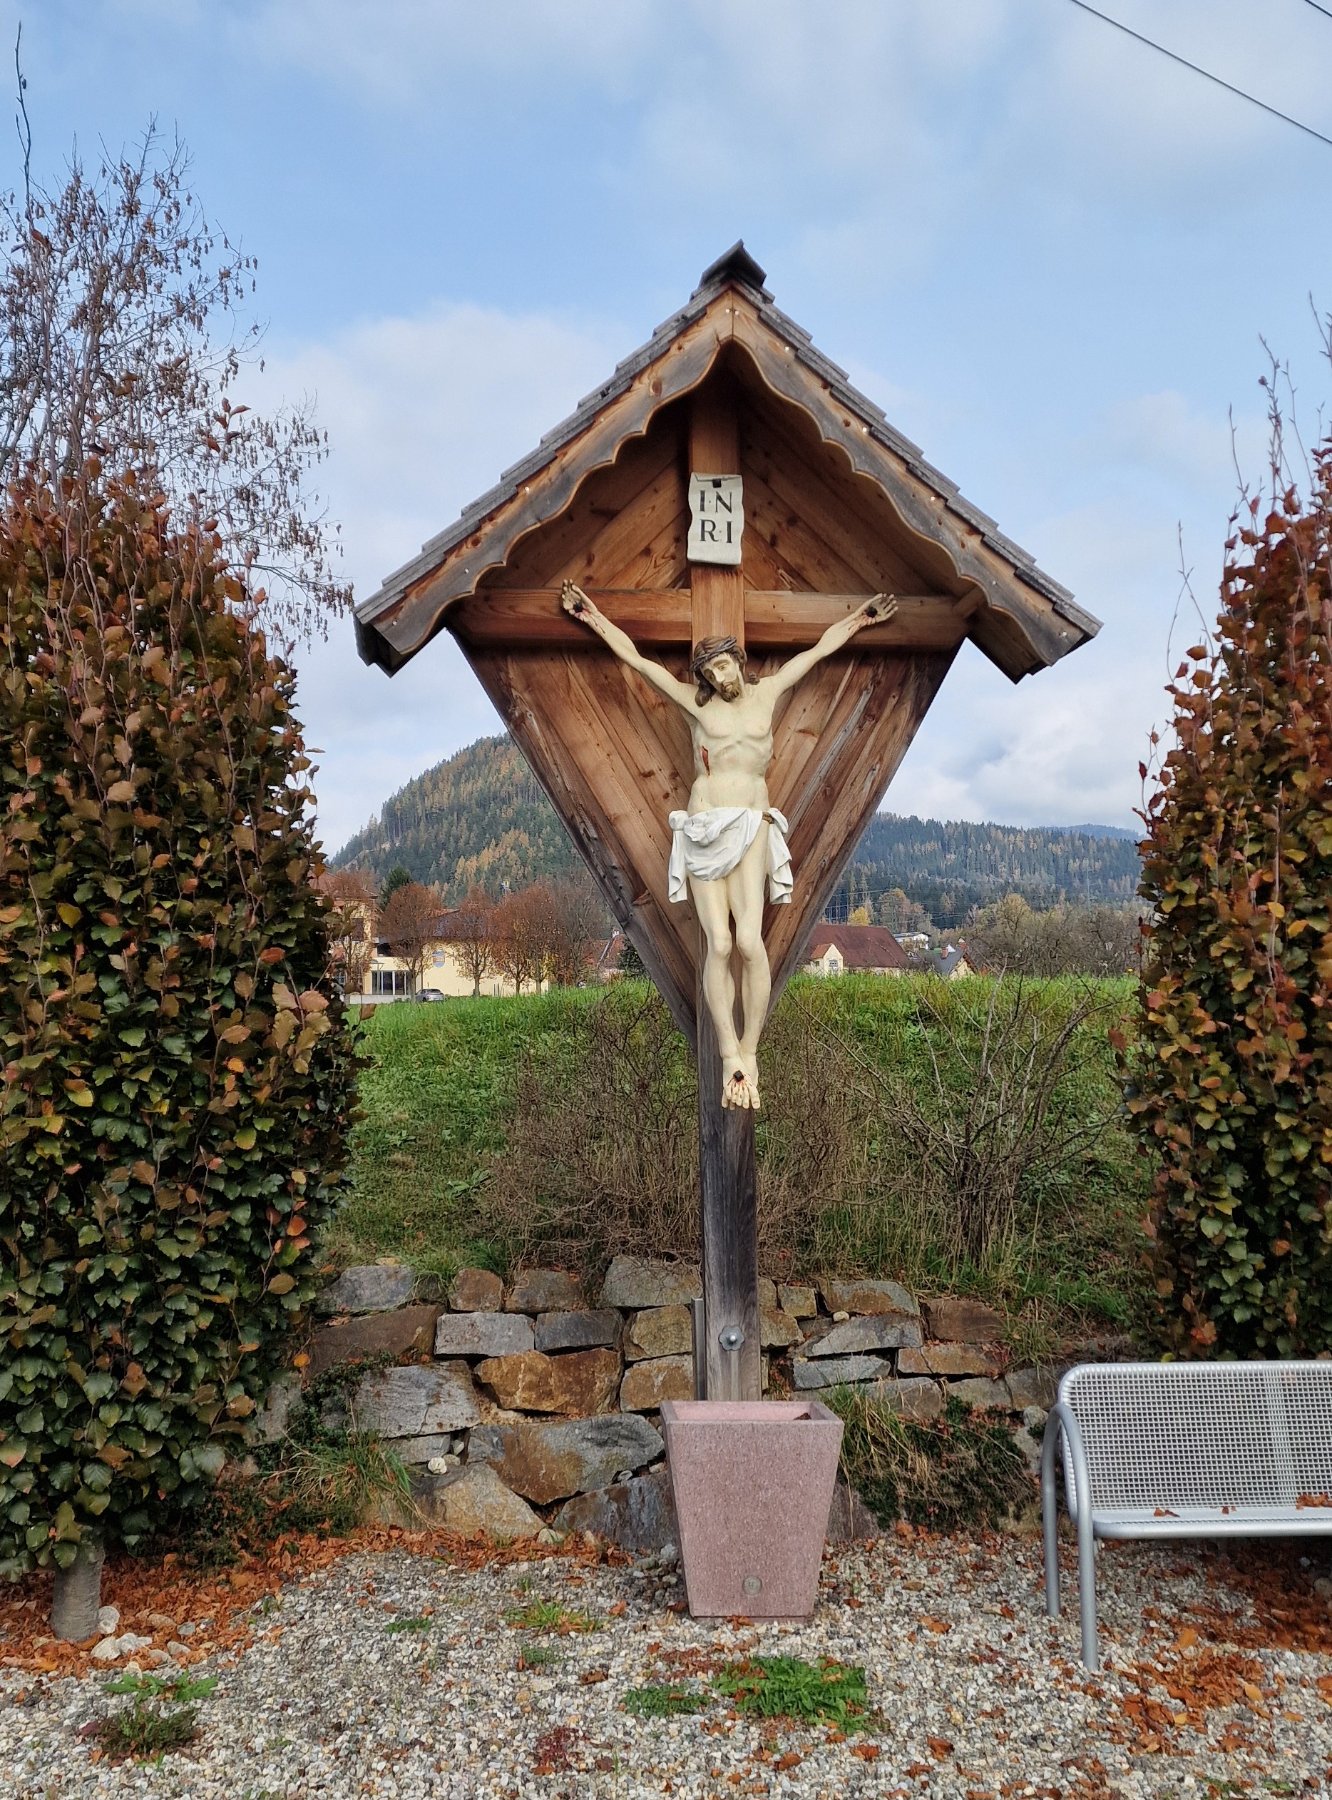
[[561, 580, 895, 1110]]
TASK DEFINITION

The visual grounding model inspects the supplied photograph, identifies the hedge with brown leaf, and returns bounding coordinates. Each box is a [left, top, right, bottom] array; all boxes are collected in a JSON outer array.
[[0, 480, 360, 1573], [1130, 442, 1332, 1355]]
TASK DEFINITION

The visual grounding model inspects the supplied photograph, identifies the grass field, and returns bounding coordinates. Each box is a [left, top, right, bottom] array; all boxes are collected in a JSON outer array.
[[331, 974, 1150, 1351]]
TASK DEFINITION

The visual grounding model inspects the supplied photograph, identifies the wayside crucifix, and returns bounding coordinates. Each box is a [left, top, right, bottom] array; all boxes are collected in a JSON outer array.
[[561, 580, 893, 1110]]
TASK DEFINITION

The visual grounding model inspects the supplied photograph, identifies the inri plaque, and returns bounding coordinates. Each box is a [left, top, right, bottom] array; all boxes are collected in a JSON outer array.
[[687, 472, 743, 566]]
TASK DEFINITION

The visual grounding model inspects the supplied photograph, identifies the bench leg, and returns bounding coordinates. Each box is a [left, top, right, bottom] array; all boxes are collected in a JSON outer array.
[[1041, 1403, 1099, 1669], [1077, 1509, 1098, 1672], [1040, 1416, 1061, 1618]]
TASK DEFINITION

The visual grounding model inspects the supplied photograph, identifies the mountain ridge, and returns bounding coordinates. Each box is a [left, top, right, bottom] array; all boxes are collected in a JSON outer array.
[[330, 734, 1142, 927]]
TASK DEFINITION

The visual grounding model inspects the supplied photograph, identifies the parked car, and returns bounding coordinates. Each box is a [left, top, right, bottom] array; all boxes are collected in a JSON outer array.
[[414, 988, 445, 1002]]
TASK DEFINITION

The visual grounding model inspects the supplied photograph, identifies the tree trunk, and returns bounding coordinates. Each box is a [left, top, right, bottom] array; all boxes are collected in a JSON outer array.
[[51, 1536, 105, 1641]]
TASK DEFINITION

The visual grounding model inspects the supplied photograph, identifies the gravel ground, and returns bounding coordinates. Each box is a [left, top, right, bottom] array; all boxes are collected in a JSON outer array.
[[3, 1528, 1332, 1799]]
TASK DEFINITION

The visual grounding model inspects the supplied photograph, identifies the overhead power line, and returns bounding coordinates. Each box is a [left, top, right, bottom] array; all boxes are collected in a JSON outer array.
[[1064, 0, 1332, 151], [1304, 0, 1332, 21]]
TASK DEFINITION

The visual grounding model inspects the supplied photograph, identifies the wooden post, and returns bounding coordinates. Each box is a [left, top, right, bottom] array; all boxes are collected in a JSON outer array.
[[696, 998, 762, 1400], [688, 382, 762, 1403]]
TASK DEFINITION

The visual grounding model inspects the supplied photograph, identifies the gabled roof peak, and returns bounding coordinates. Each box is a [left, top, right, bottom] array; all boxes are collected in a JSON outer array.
[[355, 251, 1099, 680], [693, 241, 771, 301]]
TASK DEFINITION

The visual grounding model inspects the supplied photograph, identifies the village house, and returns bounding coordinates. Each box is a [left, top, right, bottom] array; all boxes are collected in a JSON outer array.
[[928, 943, 977, 979], [803, 923, 913, 978], [319, 882, 546, 1002]]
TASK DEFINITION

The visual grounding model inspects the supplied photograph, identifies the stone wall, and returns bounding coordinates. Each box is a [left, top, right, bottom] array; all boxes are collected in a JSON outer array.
[[257, 1257, 1117, 1549]]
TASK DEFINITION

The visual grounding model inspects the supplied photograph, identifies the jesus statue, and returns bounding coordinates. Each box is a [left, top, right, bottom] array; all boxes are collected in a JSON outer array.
[[561, 581, 895, 1111]]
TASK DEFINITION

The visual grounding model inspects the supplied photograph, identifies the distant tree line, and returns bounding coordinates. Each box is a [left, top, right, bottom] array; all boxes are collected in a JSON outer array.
[[963, 895, 1142, 978], [826, 817, 1141, 929], [331, 734, 1143, 927], [331, 736, 579, 899]]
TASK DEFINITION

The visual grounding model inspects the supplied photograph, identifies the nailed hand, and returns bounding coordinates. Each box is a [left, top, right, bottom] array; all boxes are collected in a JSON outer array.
[[855, 593, 896, 628]]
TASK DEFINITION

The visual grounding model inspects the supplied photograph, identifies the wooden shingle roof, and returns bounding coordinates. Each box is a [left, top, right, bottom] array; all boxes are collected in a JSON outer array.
[[355, 244, 1099, 681]]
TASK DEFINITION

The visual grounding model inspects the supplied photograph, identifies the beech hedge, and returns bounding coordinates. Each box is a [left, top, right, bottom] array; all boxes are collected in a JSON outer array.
[[0, 482, 360, 1572], [1130, 443, 1332, 1355]]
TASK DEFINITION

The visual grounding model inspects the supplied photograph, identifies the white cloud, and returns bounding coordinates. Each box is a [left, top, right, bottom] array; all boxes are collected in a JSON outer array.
[[218, 0, 660, 101], [242, 300, 623, 852], [1095, 390, 1264, 498]]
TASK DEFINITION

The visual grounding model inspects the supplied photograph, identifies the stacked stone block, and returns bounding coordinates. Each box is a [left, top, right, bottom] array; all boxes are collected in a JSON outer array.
[[273, 1255, 1092, 1543]]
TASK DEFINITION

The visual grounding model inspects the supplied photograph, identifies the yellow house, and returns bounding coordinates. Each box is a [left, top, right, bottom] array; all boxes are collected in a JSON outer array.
[[359, 912, 546, 1002]]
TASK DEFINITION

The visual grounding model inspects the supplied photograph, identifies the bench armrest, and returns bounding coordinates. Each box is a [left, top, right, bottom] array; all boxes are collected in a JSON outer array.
[[1041, 1399, 1101, 1670], [1042, 1400, 1092, 1526]]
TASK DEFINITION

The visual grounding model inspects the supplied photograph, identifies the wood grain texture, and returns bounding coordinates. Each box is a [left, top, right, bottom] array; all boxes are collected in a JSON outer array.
[[727, 301, 1080, 677], [739, 459, 877, 598], [689, 386, 745, 649], [454, 588, 693, 648], [696, 994, 761, 1402], [452, 587, 961, 652], [740, 391, 933, 594], [494, 414, 684, 590]]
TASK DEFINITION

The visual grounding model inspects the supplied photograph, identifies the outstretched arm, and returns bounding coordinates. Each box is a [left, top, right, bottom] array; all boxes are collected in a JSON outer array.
[[761, 594, 897, 700], [560, 582, 697, 709]]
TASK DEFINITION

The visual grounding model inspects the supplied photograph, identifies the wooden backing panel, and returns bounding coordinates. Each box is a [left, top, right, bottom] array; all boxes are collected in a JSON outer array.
[[555, 652, 698, 985], [763, 650, 958, 994], [776, 657, 903, 851], [741, 393, 932, 593], [599, 500, 690, 592], [453, 588, 692, 649], [545, 452, 688, 591], [575, 653, 694, 849], [765, 652, 862, 816], [689, 385, 744, 647], [471, 645, 697, 1033], [736, 526, 791, 593], [739, 460, 873, 596], [493, 418, 683, 589]]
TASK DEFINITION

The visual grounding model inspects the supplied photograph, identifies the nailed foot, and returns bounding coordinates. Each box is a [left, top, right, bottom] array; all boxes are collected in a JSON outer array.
[[721, 1057, 761, 1112]]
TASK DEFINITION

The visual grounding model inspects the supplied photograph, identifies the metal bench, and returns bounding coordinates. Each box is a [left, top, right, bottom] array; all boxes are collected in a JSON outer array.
[[1041, 1360, 1332, 1670]]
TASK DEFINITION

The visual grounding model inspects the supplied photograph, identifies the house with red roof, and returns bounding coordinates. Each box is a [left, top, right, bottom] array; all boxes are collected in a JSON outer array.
[[803, 923, 914, 978]]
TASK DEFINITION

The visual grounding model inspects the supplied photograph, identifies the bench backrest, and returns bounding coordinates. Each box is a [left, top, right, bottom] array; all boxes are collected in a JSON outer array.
[[1059, 1361, 1332, 1513]]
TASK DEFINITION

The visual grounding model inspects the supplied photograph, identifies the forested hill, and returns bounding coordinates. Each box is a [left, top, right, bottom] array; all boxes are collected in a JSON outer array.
[[331, 736, 582, 898], [835, 813, 1141, 928], [330, 733, 1141, 920]]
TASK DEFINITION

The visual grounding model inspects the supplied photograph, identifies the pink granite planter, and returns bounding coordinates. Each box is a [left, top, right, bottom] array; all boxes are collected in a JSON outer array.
[[659, 1399, 843, 1619]]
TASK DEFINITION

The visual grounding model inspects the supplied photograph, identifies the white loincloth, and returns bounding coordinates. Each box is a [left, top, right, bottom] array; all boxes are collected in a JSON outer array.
[[667, 807, 793, 906]]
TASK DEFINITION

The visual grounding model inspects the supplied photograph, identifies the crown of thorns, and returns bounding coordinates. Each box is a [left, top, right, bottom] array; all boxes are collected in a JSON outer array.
[[690, 635, 745, 679]]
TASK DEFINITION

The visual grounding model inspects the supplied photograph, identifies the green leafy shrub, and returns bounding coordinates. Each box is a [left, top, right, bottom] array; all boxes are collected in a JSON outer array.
[[1130, 434, 1332, 1354], [0, 480, 361, 1574]]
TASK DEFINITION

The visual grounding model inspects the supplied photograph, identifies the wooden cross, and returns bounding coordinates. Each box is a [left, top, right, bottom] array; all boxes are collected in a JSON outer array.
[[357, 254, 1095, 1404], [449, 386, 965, 1401]]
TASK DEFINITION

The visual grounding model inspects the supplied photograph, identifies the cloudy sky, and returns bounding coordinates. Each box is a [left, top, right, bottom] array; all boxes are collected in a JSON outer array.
[[11, 0, 1332, 851]]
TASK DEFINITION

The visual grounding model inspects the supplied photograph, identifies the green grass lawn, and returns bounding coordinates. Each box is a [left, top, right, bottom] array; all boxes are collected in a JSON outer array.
[[329, 987, 603, 1276], [332, 975, 1150, 1347]]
